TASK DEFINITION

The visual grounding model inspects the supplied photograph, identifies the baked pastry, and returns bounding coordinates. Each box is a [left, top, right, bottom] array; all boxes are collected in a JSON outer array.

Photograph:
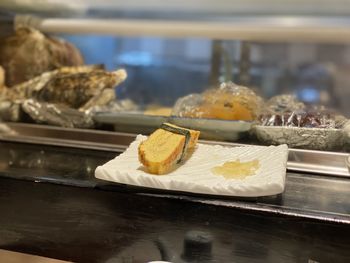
[[138, 123, 200, 174]]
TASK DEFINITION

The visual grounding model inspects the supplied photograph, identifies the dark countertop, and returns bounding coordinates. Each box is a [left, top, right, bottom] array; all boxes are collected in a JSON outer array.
[[0, 141, 350, 262], [0, 141, 350, 224], [1, 177, 350, 263]]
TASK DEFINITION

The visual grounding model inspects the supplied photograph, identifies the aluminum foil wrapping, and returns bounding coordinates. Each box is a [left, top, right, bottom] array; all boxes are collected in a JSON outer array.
[[254, 111, 348, 151], [252, 93, 349, 151], [259, 111, 346, 129], [253, 125, 345, 151], [22, 99, 94, 128]]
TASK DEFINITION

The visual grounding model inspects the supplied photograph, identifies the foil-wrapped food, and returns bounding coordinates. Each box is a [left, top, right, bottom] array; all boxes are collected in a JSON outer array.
[[253, 95, 349, 151], [259, 110, 346, 129], [172, 82, 263, 121]]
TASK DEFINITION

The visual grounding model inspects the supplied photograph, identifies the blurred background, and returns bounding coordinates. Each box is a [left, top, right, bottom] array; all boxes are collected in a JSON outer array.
[[2, 0, 350, 115]]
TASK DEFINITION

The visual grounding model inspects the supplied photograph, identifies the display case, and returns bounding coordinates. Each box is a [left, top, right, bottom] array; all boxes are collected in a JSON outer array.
[[1, 1, 350, 262], [1, 0, 350, 171]]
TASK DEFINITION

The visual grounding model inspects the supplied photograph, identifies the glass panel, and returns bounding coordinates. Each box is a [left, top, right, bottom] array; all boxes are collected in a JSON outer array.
[[1, 1, 350, 152], [62, 34, 350, 116]]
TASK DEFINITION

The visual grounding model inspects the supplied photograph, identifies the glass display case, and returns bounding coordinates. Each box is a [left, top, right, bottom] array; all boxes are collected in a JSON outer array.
[[1, 1, 350, 165], [1, 1, 350, 262], [2, 1, 350, 153]]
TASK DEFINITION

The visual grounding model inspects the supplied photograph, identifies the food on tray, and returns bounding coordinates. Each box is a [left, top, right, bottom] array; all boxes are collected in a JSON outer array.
[[0, 26, 84, 86], [212, 159, 260, 179], [258, 109, 347, 129], [258, 94, 348, 129], [138, 123, 200, 175], [172, 82, 262, 121], [254, 103, 348, 151], [144, 105, 172, 116], [0, 65, 127, 128]]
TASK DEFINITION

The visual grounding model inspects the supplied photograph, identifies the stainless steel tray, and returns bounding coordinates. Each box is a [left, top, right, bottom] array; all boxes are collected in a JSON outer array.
[[93, 112, 252, 141], [253, 125, 345, 151], [0, 122, 135, 152], [0, 122, 349, 177]]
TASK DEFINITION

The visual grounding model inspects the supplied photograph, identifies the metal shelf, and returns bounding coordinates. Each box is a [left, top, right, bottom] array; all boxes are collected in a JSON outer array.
[[10, 14, 350, 43], [0, 122, 349, 177]]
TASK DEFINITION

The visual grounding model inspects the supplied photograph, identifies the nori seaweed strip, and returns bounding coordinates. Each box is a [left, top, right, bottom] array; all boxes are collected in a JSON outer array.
[[160, 123, 190, 163]]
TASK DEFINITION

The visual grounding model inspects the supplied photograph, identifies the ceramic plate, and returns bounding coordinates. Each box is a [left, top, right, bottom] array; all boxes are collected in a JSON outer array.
[[95, 135, 288, 197]]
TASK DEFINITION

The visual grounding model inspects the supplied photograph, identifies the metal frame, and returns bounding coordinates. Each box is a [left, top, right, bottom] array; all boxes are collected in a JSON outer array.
[[0, 122, 349, 177], [17, 16, 350, 43]]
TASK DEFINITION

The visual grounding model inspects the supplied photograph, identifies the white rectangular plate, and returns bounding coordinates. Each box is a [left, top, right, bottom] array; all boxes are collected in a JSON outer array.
[[95, 135, 288, 197]]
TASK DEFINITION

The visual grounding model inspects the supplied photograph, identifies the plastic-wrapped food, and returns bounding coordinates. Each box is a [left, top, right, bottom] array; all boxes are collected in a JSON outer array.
[[172, 82, 262, 121], [264, 94, 305, 114]]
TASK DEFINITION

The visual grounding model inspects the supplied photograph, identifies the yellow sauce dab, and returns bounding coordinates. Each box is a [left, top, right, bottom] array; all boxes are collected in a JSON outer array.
[[212, 159, 260, 179]]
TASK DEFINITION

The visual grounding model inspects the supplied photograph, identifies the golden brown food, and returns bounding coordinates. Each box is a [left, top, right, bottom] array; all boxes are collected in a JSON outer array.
[[173, 82, 262, 121], [138, 123, 200, 175], [144, 105, 172, 116]]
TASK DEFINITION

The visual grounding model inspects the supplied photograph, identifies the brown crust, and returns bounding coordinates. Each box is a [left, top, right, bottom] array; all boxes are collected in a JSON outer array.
[[139, 137, 185, 174], [138, 125, 200, 175]]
